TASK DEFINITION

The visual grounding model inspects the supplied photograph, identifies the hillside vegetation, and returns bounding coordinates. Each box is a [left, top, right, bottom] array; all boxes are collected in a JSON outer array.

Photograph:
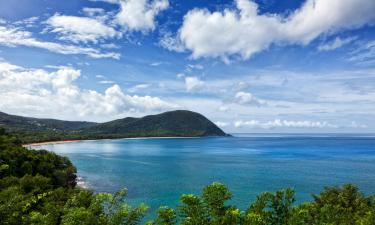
[[0, 110, 227, 143], [1, 129, 374, 224], [0, 128, 148, 224], [0, 111, 97, 133]]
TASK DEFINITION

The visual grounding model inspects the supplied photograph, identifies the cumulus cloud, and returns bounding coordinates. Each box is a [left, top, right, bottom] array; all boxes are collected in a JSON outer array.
[[0, 60, 175, 121], [45, 14, 121, 44], [0, 24, 120, 59], [234, 119, 338, 129], [185, 76, 205, 92], [159, 31, 185, 52], [234, 91, 266, 106], [318, 36, 357, 51], [115, 0, 169, 31], [177, 0, 375, 60]]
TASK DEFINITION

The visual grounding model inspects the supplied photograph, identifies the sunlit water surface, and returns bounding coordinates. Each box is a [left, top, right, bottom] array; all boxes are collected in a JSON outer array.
[[36, 134, 375, 214]]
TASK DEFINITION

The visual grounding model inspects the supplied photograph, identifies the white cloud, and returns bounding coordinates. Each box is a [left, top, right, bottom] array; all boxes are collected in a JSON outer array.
[[318, 36, 357, 51], [186, 64, 204, 72], [45, 14, 121, 43], [101, 43, 120, 49], [234, 119, 338, 129], [44, 65, 71, 70], [98, 80, 115, 84], [349, 121, 367, 128], [234, 91, 266, 106], [0, 24, 120, 59], [150, 62, 163, 66], [215, 121, 229, 127], [177, 0, 375, 60], [82, 8, 106, 17], [89, 0, 119, 3], [14, 16, 39, 27], [348, 40, 375, 65], [159, 31, 185, 52], [218, 105, 229, 112], [0, 60, 176, 121], [185, 76, 205, 92], [176, 73, 185, 78], [129, 83, 151, 92], [115, 0, 169, 31]]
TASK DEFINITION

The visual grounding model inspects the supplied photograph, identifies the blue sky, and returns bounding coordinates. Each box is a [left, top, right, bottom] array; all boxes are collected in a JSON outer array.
[[0, 0, 375, 133]]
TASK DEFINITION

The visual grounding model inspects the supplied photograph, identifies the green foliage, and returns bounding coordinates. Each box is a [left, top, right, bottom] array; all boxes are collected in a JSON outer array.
[[291, 184, 375, 225], [0, 110, 227, 143], [245, 188, 295, 225], [148, 206, 177, 225], [179, 194, 210, 225], [0, 140, 77, 188], [149, 182, 375, 225], [202, 182, 232, 216], [0, 130, 148, 225], [95, 189, 149, 225], [83, 110, 227, 139]]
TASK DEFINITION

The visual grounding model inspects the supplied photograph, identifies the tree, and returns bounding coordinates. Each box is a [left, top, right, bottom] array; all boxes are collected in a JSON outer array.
[[292, 184, 375, 225], [178, 194, 210, 225], [95, 188, 149, 225], [148, 206, 177, 225]]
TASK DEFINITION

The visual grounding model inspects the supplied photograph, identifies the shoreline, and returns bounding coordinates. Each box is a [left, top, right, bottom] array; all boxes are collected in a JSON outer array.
[[76, 176, 89, 189], [23, 136, 199, 147]]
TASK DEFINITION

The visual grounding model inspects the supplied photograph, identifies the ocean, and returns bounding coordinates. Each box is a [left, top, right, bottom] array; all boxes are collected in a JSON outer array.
[[36, 134, 375, 213]]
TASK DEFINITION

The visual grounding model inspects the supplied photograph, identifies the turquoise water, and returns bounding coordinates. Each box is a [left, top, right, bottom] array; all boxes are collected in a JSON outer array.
[[37, 134, 375, 213]]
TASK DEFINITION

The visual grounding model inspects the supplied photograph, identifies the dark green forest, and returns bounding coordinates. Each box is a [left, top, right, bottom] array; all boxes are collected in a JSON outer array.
[[0, 110, 227, 143], [1, 128, 374, 224]]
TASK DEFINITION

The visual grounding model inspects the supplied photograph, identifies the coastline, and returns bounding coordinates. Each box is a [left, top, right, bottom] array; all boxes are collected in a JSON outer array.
[[24, 140, 83, 147], [76, 176, 89, 189], [23, 136, 199, 148]]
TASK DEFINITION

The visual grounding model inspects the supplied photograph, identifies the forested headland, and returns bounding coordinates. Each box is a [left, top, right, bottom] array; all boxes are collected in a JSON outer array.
[[0, 110, 227, 144]]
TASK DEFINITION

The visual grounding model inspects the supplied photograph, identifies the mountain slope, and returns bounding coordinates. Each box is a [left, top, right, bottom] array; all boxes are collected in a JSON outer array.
[[0, 111, 97, 132], [81, 110, 227, 138], [0, 110, 227, 143]]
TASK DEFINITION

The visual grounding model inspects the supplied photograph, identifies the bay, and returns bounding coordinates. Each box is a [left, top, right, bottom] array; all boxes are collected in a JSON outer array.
[[36, 134, 375, 213]]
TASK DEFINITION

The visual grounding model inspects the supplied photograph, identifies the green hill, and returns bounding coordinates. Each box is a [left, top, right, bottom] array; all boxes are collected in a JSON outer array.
[[0, 111, 97, 133], [0, 110, 227, 143], [81, 110, 227, 138]]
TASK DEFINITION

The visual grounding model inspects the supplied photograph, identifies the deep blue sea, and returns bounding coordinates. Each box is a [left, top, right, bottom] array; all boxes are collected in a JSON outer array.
[[36, 134, 375, 213]]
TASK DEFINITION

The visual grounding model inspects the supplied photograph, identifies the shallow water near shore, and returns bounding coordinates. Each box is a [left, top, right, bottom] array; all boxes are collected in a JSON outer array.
[[36, 134, 375, 214]]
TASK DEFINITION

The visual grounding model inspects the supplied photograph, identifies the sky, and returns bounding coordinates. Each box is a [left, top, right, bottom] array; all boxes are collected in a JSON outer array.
[[0, 0, 375, 133]]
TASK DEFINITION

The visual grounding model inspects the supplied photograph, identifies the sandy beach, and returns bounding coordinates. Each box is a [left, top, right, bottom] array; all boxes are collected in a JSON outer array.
[[23, 140, 84, 147], [23, 136, 199, 148]]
